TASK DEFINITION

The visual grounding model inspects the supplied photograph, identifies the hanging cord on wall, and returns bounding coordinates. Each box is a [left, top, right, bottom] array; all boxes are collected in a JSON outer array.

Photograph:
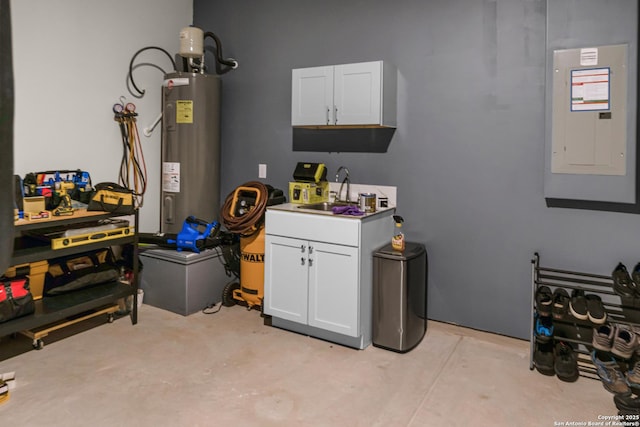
[[113, 100, 147, 208], [220, 181, 269, 236], [127, 46, 177, 98]]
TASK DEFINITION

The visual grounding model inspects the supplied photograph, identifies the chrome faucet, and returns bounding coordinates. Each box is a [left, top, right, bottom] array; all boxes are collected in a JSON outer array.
[[335, 166, 351, 203]]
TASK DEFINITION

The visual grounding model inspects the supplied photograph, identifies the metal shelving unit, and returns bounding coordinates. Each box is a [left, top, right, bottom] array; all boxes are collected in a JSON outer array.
[[0, 209, 139, 349], [530, 252, 640, 380]]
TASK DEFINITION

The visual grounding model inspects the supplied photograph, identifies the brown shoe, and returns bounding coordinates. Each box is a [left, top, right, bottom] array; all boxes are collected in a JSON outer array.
[[592, 350, 632, 396]]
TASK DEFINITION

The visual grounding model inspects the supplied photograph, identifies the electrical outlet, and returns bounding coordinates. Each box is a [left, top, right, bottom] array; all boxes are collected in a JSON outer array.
[[258, 164, 267, 179]]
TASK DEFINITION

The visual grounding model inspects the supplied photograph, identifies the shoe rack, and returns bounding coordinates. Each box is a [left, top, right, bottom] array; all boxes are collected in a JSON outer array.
[[530, 252, 640, 380]]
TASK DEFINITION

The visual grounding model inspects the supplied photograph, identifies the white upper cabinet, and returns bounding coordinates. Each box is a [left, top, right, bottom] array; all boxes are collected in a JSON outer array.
[[334, 62, 381, 126], [291, 66, 334, 126], [291, 61, 396, 127]]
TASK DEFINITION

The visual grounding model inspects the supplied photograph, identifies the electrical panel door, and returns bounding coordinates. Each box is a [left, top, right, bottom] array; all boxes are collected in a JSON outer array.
[[551, 45, 627, 176]]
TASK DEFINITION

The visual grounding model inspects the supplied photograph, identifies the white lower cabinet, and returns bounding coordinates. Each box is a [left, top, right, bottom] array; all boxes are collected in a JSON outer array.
[[308, 241, 359, 335], [265, 235, 309, 324], [264, 208, 392, 349], [266, 236, 359, 336]]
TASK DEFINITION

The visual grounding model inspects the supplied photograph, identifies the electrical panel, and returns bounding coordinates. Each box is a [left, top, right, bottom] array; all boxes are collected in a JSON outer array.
[[551, 44, 627, 176]]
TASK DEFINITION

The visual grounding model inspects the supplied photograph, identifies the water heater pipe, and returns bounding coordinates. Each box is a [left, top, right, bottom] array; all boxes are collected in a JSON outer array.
[[143, 112, 163, 137]]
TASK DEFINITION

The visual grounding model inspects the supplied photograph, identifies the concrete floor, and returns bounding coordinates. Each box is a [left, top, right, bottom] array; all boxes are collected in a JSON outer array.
[[0, 304, 619, 426]]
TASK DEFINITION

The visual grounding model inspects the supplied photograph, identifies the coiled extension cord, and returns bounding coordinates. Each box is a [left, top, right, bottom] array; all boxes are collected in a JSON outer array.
[[220, 181, 269, 237]]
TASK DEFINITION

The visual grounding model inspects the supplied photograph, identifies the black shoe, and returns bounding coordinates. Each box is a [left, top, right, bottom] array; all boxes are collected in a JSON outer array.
[[586, 294, 607, 324], [534, 313, 554, 343], [552, 288, 570, 319], [613, 263, 636, 297], [535, 286, 553, 317], [534, 340, 555, 376], [614, 394, 640, 415], [633, 262, 640, 291], [569, 289, 588, 320], [554, 341, 579, 382]]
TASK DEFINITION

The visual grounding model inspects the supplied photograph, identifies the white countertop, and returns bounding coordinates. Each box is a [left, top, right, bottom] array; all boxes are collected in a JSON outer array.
[[269, 182, 397, 220], [267, 202, 396, 220]]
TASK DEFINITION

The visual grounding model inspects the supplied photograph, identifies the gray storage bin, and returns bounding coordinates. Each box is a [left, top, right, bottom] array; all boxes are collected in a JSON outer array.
[[140, 248, 229, 316]]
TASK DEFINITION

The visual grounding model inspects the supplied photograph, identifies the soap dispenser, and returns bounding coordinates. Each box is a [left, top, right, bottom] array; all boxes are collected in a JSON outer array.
[[391, 215, 405, 251]]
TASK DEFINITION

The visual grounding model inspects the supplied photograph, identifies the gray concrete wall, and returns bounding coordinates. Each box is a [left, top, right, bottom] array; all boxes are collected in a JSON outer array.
[[194, 0, 640, 339]]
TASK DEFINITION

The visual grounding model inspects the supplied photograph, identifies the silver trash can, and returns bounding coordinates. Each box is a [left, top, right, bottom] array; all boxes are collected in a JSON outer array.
[[372, 242, 427, 353]]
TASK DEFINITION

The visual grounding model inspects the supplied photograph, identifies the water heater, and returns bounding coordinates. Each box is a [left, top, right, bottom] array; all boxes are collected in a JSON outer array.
[[160, 72, 221, 233]]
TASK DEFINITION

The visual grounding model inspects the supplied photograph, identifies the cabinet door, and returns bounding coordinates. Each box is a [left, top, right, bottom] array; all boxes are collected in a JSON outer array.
[[264, 235, 309, 324], [334, 61, 381, 125], [292, 66, 334, 126], [308, 241, 359, 336]]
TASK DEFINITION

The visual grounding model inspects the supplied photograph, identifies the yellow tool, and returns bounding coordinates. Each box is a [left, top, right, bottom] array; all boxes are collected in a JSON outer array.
[[228, 186, 264, 309], [53, 181, 75, 216], [221, 183, 269, 309]]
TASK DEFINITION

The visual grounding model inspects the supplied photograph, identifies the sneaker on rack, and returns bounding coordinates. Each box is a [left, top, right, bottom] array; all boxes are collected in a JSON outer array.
[[625, 354, 640, 391], [632, 325, 640, 347], [592, 350, 632, 396], [533, 340, 555, 376], [614, 394, 640, 416], [569, 289, 589, 320], [613, 262, 636, 298], [586, 294, 607, 324], [592, 324, 616, 352], [633, 263, 640, 292], [554, 341, 579, 382], [552, 288, 570, 320], [612, 326, 636, 360], [535, 286, 553, 317], [534, 313, 554, 343]]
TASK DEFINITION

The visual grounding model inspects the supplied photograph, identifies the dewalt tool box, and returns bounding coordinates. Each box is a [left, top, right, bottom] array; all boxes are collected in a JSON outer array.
[[4, 260, 49, 300]]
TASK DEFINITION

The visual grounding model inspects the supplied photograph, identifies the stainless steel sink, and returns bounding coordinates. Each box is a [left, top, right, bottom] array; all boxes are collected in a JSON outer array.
[[297, 202, 358, 211]]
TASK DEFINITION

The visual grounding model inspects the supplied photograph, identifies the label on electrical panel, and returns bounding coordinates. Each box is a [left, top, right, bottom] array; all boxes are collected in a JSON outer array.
[[570, 67, 610, 111], [176, 100, 193, 124], [163, 162, 180, 193]]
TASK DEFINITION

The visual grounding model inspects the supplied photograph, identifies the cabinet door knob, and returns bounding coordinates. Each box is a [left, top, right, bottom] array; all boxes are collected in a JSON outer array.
[[300, 245, 306, 253], [308, 246, 313, 254], [308, 258, 313, 267], [301, 257, 305, 266]]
